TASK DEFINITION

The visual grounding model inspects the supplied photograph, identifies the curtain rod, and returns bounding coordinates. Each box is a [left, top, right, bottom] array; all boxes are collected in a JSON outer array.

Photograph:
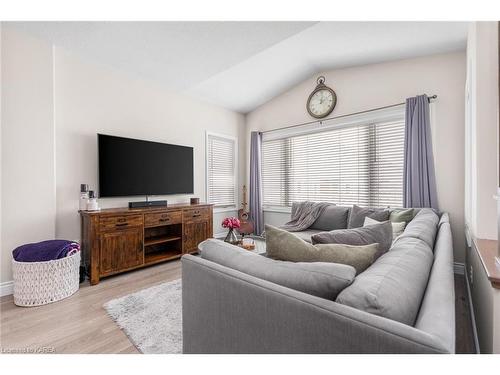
[[261, 94, 437, 134]]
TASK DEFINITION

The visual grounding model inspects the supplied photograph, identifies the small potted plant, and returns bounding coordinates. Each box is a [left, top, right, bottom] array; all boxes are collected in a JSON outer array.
[[222, 217, 241, 244]]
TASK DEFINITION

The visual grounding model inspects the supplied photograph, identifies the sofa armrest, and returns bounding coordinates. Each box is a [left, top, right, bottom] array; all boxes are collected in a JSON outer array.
[[181, 255, 451, 354]]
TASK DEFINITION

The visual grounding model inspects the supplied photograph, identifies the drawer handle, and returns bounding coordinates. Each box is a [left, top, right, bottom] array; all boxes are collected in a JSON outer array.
[[192, 214, 201, 218], [116, 223, 128, 227], [159, 218, 170, 222], [117, 218, 126, 223]]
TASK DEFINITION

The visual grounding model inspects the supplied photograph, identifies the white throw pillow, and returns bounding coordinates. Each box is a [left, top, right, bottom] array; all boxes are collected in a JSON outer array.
[[364, 216, 406, 241]]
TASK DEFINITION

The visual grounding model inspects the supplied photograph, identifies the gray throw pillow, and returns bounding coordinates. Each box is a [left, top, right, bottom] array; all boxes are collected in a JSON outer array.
[[266, 225, 378, 274], [348, 205, 390, 228], [310, 205, 350, 231], [364, 217, 406, 241], [311, 220, 393, 260]]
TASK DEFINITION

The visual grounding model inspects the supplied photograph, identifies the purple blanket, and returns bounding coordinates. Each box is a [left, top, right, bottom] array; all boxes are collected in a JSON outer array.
[[13, 240, 80, 262]]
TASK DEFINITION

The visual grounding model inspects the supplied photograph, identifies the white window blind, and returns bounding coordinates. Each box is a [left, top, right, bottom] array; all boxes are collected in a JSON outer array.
[[207, 133, 237, 208], [262, 117, 405, 209]]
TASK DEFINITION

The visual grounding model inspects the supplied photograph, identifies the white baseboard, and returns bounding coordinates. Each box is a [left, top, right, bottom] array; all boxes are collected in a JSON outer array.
[[454, 262, 465, 275], [0, 281, 14, 297]]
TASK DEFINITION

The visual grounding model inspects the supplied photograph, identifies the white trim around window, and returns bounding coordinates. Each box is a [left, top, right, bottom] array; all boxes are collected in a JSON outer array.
[[205, 131, 238, 213]]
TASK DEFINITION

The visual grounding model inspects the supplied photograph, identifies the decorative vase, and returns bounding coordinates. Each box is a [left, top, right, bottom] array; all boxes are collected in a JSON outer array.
[[224, 228, 239, 244]]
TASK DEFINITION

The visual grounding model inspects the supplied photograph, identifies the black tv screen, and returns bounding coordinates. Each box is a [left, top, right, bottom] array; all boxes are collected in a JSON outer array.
[[98, 134, 194, 197]]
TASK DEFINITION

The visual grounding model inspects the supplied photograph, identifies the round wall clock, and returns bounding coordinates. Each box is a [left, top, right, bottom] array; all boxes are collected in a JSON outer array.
[[306, 76, 337, 119]]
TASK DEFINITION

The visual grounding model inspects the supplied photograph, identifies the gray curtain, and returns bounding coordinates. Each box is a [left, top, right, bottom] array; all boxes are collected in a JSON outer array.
[[249, 131, 264, 235], [403, 94, 439, 209]]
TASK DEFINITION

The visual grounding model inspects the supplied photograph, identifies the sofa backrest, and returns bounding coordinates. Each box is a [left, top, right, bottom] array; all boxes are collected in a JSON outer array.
[[336, 236, 434, 326], [309, 205, 350, 231], [307, 205, 433, 233], [335, 208, 441, 326], [413, 213, 455, 353], [395, 208, 440, 249]]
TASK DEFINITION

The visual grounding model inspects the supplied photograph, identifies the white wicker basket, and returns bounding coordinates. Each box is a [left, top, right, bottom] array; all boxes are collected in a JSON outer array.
[[12, 252, 81, 307]]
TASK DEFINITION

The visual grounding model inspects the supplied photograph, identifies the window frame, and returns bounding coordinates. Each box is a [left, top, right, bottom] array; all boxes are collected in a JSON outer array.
[[260, 105, 406, 212], [205, 131, 238, 213]]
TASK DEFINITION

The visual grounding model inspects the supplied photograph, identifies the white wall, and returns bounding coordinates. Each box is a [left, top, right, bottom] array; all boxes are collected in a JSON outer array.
[[465, 22, 498, 240], [1, 26, 245, 288], [464, 21, 500, 354], [53, 47, 245, 242], [246, 51, 467, 262], [1, 26, 57, 284]]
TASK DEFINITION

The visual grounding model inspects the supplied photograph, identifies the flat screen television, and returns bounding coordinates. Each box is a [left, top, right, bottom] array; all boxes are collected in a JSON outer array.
[[98, 134, 194, 197]]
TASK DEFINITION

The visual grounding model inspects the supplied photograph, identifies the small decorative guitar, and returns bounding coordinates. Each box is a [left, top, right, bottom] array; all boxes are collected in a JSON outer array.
[[238, 185, 254, 236]]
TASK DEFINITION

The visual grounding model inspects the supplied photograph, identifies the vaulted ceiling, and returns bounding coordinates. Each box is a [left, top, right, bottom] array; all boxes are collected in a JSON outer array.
[[8, 21, 469, 113]]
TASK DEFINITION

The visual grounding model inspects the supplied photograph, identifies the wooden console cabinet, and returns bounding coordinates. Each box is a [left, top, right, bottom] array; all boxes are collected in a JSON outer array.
[[80, 203, 213, 285]]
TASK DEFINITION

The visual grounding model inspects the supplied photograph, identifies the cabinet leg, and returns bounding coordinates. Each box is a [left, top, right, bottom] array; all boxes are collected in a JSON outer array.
[[90, 273, 100, 285]]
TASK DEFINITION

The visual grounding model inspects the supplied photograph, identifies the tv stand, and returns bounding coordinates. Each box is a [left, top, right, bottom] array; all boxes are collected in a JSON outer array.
[[80, 203, 213, 285]]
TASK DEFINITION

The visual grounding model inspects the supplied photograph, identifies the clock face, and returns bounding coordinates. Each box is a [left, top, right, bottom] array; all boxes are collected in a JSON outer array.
[[307, 88, 336, 118]]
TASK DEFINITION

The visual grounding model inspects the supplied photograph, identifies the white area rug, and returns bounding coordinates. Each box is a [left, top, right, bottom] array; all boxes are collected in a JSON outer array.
[[104, 279, 182, 354]]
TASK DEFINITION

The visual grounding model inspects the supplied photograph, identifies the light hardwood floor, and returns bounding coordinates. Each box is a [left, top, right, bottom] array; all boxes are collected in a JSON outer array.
[[0, 260, 182, 354]]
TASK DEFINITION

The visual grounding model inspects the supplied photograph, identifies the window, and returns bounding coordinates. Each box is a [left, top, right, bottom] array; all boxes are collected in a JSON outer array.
[[261, 108, 405, 209], [206, 132, 237, 209]]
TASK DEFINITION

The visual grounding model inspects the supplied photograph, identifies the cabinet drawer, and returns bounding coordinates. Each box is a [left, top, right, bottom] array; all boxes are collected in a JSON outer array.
[[144, 211, 182, 227], [183, 208, 210, 223], [100, 215, 143, 232]]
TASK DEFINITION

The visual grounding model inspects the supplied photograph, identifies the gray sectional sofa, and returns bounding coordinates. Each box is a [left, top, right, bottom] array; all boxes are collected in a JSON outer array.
[[182, 205, 455, 354]]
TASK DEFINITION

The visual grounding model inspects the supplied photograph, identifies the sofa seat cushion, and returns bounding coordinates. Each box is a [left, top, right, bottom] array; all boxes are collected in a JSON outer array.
[[310, 205, 350, 231], [348, 205, 391, 229], [291, 229, 323, 243], [311, 221, 393, 260], [336, 236, 434, 326], [199, 239, 356, 300], [395, 208, 439, 249], [266, 225, 378, 274]]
